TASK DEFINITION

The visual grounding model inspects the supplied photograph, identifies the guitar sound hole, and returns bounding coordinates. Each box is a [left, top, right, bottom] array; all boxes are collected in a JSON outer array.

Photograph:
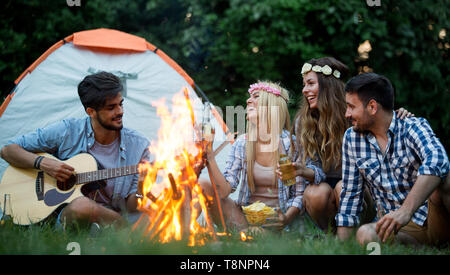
[[57, 174, 76, 191]]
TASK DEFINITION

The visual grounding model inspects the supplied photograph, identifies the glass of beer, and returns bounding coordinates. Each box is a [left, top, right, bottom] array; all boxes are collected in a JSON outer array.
[[279, 154, 296, 186]]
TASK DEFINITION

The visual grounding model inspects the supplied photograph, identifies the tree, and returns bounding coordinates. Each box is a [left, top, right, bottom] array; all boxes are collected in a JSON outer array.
[[178, 0, 449, 150], [0, 0, 119, 99]]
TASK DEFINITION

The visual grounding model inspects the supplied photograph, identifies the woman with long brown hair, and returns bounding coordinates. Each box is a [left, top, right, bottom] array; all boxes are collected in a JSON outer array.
[[293, 57, 348, 231]]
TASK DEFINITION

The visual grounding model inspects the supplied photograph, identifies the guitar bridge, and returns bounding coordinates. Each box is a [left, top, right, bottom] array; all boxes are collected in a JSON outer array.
[[35, 171, 44, 201]]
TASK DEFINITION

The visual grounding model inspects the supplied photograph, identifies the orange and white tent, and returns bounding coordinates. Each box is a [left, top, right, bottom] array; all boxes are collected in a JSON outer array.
[[0, 28, 232, 182]]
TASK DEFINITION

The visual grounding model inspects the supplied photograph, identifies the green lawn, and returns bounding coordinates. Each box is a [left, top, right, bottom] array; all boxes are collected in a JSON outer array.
[[1, 216, 448, 255]]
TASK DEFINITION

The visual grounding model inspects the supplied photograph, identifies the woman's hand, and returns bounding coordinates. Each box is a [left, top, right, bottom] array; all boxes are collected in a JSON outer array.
[[395, 107, 415, 119], [195, 123, 215, 157], [276, 161, 305, 180], [192, 123, 216, 176], [292, 161, 307, 177], [261, 209, 289, 232]]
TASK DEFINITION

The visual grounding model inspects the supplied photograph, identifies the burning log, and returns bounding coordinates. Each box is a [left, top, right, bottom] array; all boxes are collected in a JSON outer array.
[[168, 173, 180, 200], [198, 187, 217, 241], [145, 192, 158, 203], [180, 183, 192, 240], [147, 195, 172, 239]]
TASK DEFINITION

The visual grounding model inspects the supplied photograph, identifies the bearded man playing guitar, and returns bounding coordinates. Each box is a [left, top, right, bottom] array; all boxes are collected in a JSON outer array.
[[0, 71, 150, 229]]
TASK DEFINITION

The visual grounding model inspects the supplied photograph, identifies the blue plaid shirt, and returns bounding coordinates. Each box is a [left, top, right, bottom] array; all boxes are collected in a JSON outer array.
[[336, 112, 449, 227], [223, 130, 304, 213]]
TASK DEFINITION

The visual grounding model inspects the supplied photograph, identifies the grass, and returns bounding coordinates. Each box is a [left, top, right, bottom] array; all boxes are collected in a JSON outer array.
[[1, 216, 449, 255]]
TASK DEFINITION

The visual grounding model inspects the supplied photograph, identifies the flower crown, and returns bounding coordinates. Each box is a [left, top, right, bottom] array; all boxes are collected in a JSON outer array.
[[248, 83, 288, 102], [301, 63, 341, 79]]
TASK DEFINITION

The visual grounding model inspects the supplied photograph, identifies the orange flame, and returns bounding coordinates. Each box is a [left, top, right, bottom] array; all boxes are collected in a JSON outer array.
[[240, 231, 247, 241], [133, 88, 214, 246], [240, 231, 254, 242]]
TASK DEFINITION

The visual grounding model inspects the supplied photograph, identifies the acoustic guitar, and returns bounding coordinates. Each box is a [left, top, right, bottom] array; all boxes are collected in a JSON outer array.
[[0, 153, 139, 225]]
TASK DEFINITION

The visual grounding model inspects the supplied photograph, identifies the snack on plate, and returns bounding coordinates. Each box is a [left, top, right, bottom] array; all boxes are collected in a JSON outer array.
[[242, 201, 277, 225]]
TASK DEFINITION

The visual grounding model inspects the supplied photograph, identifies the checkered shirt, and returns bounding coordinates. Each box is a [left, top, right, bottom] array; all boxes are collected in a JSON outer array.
[[336, 112, 449, 227]]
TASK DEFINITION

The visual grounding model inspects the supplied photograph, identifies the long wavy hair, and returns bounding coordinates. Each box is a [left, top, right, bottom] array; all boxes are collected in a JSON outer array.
[[293, 57, 349, 173], [246, 81, 291, 193]]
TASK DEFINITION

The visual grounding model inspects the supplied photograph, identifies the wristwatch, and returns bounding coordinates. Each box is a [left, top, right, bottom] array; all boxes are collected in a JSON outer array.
[[135, 193, 144, 199]]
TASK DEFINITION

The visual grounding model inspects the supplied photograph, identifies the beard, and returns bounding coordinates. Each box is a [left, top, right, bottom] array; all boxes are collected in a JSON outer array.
[[351, 114, 374, 133], [97, 114, 123, 131]]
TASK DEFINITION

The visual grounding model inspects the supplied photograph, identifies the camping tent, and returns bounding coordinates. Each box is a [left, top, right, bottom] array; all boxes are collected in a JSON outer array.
[[0, 28, 233, 193]]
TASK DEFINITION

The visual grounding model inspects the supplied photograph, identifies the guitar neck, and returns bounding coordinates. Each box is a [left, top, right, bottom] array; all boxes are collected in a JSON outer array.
[[76, 165, 139, 184]]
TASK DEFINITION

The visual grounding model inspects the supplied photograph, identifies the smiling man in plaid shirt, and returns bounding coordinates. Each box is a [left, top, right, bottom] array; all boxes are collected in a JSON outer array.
[[336, 73, 450, 246]]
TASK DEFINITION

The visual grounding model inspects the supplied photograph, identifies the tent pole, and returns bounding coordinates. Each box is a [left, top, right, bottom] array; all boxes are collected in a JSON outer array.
[[193, 83, 211, 104]]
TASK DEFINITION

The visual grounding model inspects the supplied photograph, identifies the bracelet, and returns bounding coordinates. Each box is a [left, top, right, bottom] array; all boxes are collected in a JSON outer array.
[[33, 156, 44, 170], [135, 193, 144, 199]]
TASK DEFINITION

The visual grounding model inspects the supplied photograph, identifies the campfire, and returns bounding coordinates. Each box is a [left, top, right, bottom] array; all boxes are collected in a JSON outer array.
[[133, 88, 216, 246]]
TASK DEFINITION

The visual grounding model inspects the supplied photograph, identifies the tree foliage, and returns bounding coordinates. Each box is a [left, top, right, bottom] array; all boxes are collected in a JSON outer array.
[[1, 0, 448, 150]]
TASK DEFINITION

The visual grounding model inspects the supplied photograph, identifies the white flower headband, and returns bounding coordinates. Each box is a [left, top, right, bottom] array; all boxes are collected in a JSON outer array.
[[301, 63, 341, 79]]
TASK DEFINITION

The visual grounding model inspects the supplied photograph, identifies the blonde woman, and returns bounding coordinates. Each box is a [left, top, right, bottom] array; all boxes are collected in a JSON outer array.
[[278, 57, 413, 232], [199, 81, 303, 231]]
